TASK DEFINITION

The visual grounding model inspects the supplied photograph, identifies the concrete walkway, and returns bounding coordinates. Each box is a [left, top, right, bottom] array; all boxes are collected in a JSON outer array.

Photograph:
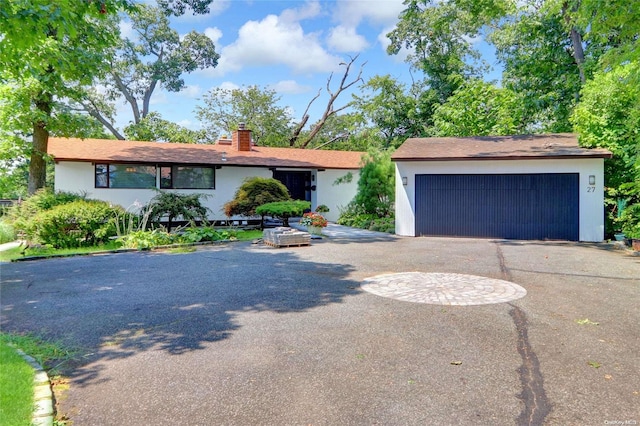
[[0, 240, 22, 251], [290, 221, 396, 240]]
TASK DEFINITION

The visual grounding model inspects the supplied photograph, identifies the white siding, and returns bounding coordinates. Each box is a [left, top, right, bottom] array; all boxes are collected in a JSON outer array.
[[395, 158, 606, 242], [54, 161, 358, 223], [315, 169, 359, 222]]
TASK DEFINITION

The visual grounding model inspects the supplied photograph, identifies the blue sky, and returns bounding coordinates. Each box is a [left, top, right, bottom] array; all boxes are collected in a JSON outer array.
[[116, 0, 501, 135]]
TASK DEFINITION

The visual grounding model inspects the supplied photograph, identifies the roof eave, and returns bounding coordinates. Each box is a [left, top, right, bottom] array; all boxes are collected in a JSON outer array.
[[391, 154, 613, 162]]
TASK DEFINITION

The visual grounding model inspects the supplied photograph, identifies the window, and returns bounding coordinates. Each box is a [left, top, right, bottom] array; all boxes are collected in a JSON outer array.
[[160, 166, 215, 189], [95, 164, 156, 188]]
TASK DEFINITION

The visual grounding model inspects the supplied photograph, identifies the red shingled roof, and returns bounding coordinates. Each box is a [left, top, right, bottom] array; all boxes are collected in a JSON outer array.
[[48, 138, 365, 169], [391, 133, 612, 161]]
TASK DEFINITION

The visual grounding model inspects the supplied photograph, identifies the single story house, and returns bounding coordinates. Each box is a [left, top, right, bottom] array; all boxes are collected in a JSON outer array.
[[392, 133, 612, 242], [47, 126, 363, 223]]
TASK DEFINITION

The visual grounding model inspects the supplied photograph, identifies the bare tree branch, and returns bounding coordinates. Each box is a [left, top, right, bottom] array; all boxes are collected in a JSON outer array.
[[289, 88, 320, 146], [80, 97, 126, 140], [112, 71, 141, 123], [297, 55, 365, 149], [311, 133, 350, 150]]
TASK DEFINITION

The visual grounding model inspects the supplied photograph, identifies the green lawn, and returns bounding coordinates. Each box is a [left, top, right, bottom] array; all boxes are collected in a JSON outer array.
[[0, 229, 265, 262], [0, 334, 78, 426], [0, 340, 36, 426], [0, 241, 122, 262]]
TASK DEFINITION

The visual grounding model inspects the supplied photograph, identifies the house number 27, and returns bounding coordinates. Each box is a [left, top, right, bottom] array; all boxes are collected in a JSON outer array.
[[587, 186, 596, 192]]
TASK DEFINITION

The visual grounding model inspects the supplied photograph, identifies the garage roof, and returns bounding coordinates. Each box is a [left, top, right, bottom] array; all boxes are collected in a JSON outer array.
[[391, 133, 612, 161], [48, 137, 364, 170]]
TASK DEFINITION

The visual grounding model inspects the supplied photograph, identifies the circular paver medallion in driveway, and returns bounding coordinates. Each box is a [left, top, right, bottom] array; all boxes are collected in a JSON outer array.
[[361, 272, 526, 306]]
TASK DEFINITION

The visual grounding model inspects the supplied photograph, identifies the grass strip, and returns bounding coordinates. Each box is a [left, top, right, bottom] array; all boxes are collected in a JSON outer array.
[[0, 339, 36, 426], [0, 334, 78, 425], [1, 229, 265, 262]]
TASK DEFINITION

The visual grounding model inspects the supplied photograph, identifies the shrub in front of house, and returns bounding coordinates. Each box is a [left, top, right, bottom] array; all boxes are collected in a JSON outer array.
[[337, 202, 395, 233], [369, 217, 395, 233], [31, 200, 123, 248], [0, 220, 16, 244], [146, 192, 210, 232], [118, 229, 177, 250], [224, 177, 291, 218], [619, 203, 640, 240], [6, 189, 87, 238], [255, 200, 310, 226], [180, 226, 238, 243]]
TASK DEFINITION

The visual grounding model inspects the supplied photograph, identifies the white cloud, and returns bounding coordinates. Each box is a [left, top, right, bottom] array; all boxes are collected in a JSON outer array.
[[281, 0, 322, 23], [463, 34, 483, 46], [150, 89, 168, 105], [204, 27, 223, 44], [218, 81, 240, 91], [177, 119, 202, 130], [178, 85, 201, 98], [268, 80, 312, 95], [332, 0, 405, 28], [327, 25, 369, 52], [202, 2, 342, 77]]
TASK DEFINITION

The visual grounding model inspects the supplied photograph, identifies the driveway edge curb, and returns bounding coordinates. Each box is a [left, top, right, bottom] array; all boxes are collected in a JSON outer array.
[[14, 347, 54, 426]]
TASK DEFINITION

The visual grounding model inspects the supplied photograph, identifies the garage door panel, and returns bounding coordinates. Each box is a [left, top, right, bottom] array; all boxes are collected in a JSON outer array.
[[415, 174, 579, 240]]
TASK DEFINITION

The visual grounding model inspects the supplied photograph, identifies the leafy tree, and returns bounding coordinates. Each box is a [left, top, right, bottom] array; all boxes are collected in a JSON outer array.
[[354, 149, 395, 217], [352, 75, 436, 147], [387, 0, 509, 102], [146, 192, 210, 232], [0, 0, 130, 193], [571, 62, 640, 231], [223, 177, 291, 218], [195, 86, 292, 146], [569, 0, 640, 71], [157, 0, 217, 15], [433, 79, 526, 136], [489, 3, 587, 132], [124, 112, 206, 143], [80, 4, 219, 140], [337, 149, 396, 232]]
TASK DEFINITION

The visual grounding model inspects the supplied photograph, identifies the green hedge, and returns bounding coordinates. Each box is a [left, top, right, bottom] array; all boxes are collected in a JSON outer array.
[[32, 200, 123, 248]]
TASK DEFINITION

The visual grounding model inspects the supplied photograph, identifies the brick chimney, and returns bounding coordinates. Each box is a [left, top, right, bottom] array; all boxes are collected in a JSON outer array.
[[232, 123, 251, 151]]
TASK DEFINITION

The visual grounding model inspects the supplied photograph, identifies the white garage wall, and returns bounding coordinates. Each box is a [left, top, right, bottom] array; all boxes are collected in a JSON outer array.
[[315, 169, 359, 222], [395, 158, 605, 242], [55, 162, 358, 223]]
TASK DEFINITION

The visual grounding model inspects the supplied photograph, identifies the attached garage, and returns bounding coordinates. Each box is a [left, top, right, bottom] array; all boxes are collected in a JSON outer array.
[[392, 134, 612, 242]]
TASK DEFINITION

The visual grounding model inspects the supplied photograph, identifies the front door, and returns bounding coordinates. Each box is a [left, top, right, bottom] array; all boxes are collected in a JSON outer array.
[[273, 171, 312, 201]]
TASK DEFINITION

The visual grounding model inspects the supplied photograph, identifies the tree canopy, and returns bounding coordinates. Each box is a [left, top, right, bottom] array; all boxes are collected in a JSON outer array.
[[0, 0, 130, 193], [196, 86, 293, 146], [81, 4, 219, 140]]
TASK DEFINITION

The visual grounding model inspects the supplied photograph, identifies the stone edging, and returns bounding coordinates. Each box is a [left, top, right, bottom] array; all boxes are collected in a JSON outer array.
[[13, 347, 54, 426]]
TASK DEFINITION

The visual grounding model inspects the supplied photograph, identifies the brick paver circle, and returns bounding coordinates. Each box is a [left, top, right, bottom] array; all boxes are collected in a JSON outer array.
[[361, 272, 527, 306]]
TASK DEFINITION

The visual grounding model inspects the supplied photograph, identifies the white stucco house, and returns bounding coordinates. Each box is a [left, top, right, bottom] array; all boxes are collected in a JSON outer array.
[[392, 133, 612, 242], [47, 127, 363, 223]]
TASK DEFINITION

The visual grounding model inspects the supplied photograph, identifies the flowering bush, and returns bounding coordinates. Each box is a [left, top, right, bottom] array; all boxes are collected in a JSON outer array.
[[299, 212, 328, 227]]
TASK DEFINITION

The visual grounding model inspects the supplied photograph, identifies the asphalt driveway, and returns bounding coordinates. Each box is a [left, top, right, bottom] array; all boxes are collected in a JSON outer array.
[[1, 236, 638, 425]]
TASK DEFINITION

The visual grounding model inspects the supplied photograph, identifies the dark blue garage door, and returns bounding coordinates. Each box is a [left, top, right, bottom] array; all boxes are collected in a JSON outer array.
[[415, 174, 579, 240]]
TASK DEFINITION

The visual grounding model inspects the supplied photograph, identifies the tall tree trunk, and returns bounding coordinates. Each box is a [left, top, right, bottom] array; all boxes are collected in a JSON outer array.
[[569, 28, 586, 84], [563, 1, 586, 85], [29, 91, 53, 194]]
